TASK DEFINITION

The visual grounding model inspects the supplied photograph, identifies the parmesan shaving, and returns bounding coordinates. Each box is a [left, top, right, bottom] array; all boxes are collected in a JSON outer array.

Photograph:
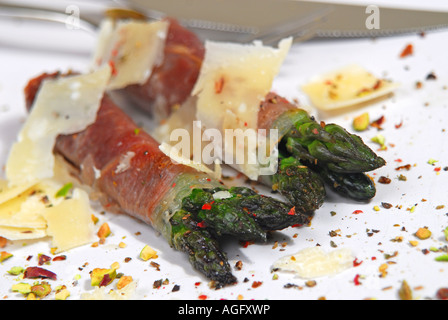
[[0, 226, 47, 241], [193, 38, 292, 132], [272, 247, 354, 279], [190, 38, 292, 180], [92, 19, 168, 90], [6, 66, 111, 187], [0, 179, 95, 251], [302, 64, 399, 111], [2, 68, 108, 250], [44, 188, 95, 253]]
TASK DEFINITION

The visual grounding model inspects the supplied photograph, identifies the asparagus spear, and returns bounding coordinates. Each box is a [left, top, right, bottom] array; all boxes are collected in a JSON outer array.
[[284, 112, 386, 173], [226, 186, 312, 230], [270, 156, 326, 214], [170, 209, 237, 287], [312, 166, 376, 201], [182, 186, 310, 240], [281, 114, 384, 201]]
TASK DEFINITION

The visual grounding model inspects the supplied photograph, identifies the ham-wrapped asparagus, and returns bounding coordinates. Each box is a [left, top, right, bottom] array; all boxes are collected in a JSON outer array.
[[24, 72, 309, 287], [115, 19, 384, 204]]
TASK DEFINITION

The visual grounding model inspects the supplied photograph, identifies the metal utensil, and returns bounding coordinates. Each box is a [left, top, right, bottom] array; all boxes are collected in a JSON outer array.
[[0, 1, 331, 44], [119, 0, 448, 38]]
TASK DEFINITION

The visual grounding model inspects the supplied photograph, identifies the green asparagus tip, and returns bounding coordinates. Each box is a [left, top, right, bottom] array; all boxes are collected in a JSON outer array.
[[170, 210, 237, 286], [272, 157, 326, 213]]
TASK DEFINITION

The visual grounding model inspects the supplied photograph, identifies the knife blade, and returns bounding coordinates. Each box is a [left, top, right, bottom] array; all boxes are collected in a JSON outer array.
[[119, 0, 448, 40]]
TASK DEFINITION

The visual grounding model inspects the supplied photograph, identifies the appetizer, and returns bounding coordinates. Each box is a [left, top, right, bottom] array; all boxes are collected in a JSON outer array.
[[21, 70, 308, 287], [93, 17, 385, 204]]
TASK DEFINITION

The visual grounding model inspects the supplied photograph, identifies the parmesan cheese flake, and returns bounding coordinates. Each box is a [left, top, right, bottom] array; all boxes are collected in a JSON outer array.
[[272, 247, 354, 279], [6, 66, 111, 187]]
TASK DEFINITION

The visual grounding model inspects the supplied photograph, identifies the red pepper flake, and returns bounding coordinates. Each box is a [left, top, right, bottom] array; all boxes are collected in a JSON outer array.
[[194, 282, 201, 287], [201, 201, 214, 210], [287, 206, 296, 216], [197, 221, 206, 228], [372, 79, 383, 90], [353, 274, 362, 286], [434, 167, 441, 172], [52, 255, 66, 262], [353, 258, 363, 267], [108, 60, 118, 76], [352, 210, 363, 214], [399, 43, 413, 58], [172, 183, 176, 188], [312, 128, 319, 135], [111, 48, 119, 58], [395, 121, 403, 129], [214, 77, 225, 94], [198, 294, 208, 300], [24, 266, 57, 280], [240, 240, 254, 248], [252, 281, 263, 288]]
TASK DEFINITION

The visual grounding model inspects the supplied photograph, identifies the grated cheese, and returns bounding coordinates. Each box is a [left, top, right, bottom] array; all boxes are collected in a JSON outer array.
[[272, 246, 354, 279]]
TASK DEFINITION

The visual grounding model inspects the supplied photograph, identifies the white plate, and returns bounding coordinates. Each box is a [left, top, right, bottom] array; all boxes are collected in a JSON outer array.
[[1, 1, 448, 301]]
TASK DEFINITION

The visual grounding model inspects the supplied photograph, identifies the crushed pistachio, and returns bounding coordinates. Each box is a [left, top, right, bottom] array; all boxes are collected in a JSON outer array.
[[398, 280, 413, 300], [415, 227, 431, 240], [0, 251, 13, 262], [371, 134, 386, 150], [90, 267, 117, 287], [353, 113, 370, 131], [116, 275, 133, 289], [435, 255, 448, 262], [55, 287, 70, 300], [97, 222, 111, 239], [11, 283, 32, 295], [55, 182, 73, 198], [409, 240, 419, 247], [7, 266, 24, 275], [139, 245, 158, 261]]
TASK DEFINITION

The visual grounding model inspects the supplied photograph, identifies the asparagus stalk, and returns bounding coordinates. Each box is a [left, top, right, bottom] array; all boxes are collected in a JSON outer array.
[[284, 114, 386, 173], [312, 166, 376, 201], [281, 114, 384, 201], [270, 157, 326, 214], [170, 209, 237, 287], [226, 186, 312, 230], [182, 186, 309, 241]]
